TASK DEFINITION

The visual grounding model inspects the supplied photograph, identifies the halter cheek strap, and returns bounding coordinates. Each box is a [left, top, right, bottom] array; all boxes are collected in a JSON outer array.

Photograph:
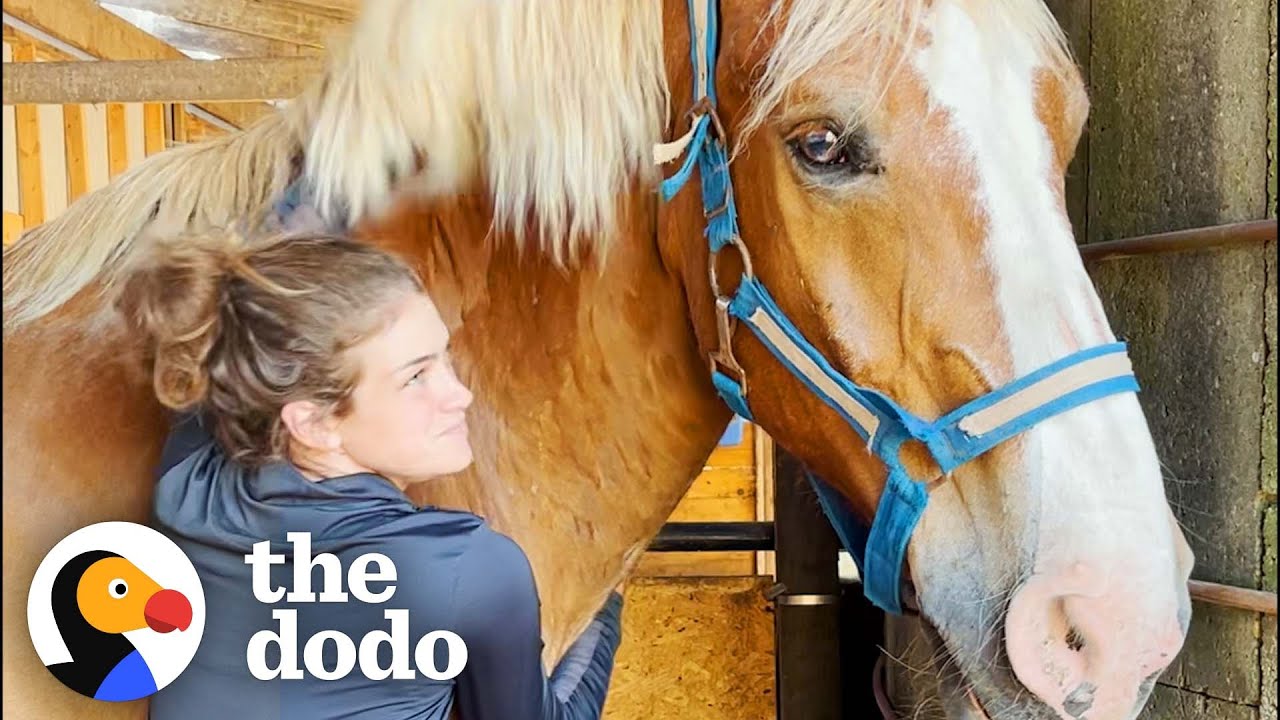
[[657, 0, 1141, 615]]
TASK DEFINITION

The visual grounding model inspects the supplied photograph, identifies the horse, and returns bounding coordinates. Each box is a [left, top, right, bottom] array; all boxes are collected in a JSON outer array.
[[2, 1, 1195, 718]]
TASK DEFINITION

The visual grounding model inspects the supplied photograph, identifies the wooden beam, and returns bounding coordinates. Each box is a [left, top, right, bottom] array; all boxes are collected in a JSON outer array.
[[105, 103, 128, 177], [99, 3, 314, 58], [142, 103, 166, 155], [272, 0, 359, 22], [97, 0, 349, 48], [171, 104, 188, 145], [11, 42, 45, 227], [61, 103, 88, 201], [3, 0, 274, 127], [3, 212, 24, 246], [3, 57, 323, 104]]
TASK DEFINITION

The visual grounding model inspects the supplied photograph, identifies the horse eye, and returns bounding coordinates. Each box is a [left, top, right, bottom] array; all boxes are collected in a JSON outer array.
[[785, 121, 883, 179], [796, 128, 844, 165], [109, 579, 128, 599]]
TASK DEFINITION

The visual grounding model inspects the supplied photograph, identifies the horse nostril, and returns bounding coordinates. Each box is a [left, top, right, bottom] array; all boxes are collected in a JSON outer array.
[[1065, 625, 1086, 652], [1063, 682, 1097, 718]]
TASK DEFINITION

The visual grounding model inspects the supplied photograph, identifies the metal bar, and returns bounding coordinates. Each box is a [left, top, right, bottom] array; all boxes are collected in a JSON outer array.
[[1080, 219, 1276, 263], [1189, 580, 1277, 615], [650, 521, 774, 552], [774, 451, 844, 719]]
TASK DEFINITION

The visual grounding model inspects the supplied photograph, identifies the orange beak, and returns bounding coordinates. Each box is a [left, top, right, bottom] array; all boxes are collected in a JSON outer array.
[[144, 588, 192, 633]]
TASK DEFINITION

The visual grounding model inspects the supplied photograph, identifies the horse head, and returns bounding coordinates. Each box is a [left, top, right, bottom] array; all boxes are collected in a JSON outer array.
[[657, 1, 1195, 717]]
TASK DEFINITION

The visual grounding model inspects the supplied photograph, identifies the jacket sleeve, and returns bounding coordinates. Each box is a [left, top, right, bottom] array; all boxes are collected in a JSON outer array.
[[451, 531, 623, 720], [157, 410, 216, 478]]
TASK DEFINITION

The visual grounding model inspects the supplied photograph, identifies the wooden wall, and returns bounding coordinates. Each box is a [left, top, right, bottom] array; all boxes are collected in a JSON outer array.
[[1, 27, 229, 248]]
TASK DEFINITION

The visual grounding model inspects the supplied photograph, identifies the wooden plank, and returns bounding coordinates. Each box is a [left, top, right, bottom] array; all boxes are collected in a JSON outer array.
[[2, 57, 325, 104], [98, 0, 349, 48], [183, 114, 228, 143], [99, 4, 314, 58], [273, 0, 360, 21], [667, 495, 756, 524], [681, 466, 755, 501], [706, 420, 754, 468], [3, 0, 274, 128], [754, 427, 776, 577], [61, 104, 88, 201], [124, 103, 144, 166], [35, 104, 67, 217], [105, 103, 128, 178], [142, 103, 166, 156], [11, 41, 45, 227], [81, 103, 110, 192], [3, 211, 23, 246], [171, 105, 188, 145], [2, 42, 17, 214], [634, 550, 755, 578]]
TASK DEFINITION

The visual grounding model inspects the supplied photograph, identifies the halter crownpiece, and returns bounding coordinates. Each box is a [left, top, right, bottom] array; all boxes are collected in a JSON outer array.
[[656, 0, 1143, 614]]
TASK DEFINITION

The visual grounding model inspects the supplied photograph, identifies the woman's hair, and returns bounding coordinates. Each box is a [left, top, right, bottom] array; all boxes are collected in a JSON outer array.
[[116, 231, 424, 467]]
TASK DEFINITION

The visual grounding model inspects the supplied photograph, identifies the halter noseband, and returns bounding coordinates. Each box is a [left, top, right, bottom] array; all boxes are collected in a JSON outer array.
[[655, 0, 1141, 614]]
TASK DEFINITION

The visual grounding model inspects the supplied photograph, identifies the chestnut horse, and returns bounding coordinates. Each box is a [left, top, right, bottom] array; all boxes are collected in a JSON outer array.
[[3, 1, 1193, 718]]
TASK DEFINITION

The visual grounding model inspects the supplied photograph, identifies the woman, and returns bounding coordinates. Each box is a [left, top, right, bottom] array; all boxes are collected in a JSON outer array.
[[116, 232, 624, 720]]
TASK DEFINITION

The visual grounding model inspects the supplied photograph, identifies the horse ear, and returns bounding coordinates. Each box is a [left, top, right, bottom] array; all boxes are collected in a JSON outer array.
[[268, 170, 344, 236], [276, 204, 332, 236]]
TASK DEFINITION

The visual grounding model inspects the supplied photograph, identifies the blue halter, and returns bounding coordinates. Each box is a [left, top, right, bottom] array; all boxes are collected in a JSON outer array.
[[658, 0, 1141, 614]]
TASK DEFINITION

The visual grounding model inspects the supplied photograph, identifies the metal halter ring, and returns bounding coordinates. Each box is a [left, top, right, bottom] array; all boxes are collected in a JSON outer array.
[[707, 234, 755, 300]]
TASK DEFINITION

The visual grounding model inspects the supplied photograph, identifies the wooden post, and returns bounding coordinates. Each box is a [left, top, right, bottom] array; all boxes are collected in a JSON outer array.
[[170, 105, 188, 145], [3, 212, 24, 246], [105, 103, 128, 178], [11, 42, 44, 227], [773, 450, 843, 720], [61, 104, 88, 201], [143, 103, 167, 155]]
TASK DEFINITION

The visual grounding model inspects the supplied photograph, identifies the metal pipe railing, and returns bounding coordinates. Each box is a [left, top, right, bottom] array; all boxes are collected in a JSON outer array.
[[652, 523, 1279, 616], [1080, 219, 1276, 263], [650, 521, 775, 552]]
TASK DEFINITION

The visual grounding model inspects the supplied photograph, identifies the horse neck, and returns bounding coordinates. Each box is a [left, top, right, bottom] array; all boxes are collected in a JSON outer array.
[[359, 189, 732, 663]]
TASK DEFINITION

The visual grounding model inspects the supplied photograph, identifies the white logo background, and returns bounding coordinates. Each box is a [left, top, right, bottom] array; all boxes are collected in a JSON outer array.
[[27, 521, 207, 691]]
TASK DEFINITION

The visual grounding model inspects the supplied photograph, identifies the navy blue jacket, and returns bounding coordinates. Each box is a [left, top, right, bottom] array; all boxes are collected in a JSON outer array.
[[148, 413, 623, 720]]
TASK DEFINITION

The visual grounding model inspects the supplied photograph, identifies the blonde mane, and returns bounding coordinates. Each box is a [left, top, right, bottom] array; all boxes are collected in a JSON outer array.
[[2, 0, 1073, 334]]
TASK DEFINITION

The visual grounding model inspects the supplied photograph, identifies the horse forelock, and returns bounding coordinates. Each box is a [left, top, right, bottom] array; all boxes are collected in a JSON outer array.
[[740, 0, 1075, 148]]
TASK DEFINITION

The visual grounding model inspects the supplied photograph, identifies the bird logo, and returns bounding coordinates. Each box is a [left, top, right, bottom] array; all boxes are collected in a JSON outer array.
[[27, 521, 205, 702]]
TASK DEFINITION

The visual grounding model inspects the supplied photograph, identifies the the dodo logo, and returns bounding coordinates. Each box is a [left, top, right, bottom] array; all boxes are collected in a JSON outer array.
[[27, 521, 205, 702]]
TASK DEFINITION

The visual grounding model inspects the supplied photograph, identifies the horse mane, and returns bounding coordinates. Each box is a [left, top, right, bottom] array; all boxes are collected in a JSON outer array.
[[1, 0, 1072, 336]]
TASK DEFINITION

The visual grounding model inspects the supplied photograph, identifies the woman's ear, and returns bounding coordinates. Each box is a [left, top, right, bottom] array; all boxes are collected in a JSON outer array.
[[280, 400, 343, 454]]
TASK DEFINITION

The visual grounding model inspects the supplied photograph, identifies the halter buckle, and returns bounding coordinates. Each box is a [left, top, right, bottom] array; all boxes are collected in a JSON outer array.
[[709, 296, 748, 398], [687, 96, 727, 143]]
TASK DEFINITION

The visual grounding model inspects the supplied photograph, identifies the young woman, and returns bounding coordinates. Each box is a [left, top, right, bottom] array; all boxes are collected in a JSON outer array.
[[117, 232, 624, 720]]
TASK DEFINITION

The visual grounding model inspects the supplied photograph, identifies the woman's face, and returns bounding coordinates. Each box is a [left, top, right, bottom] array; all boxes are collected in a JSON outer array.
[[335, 292, 474, 485]]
